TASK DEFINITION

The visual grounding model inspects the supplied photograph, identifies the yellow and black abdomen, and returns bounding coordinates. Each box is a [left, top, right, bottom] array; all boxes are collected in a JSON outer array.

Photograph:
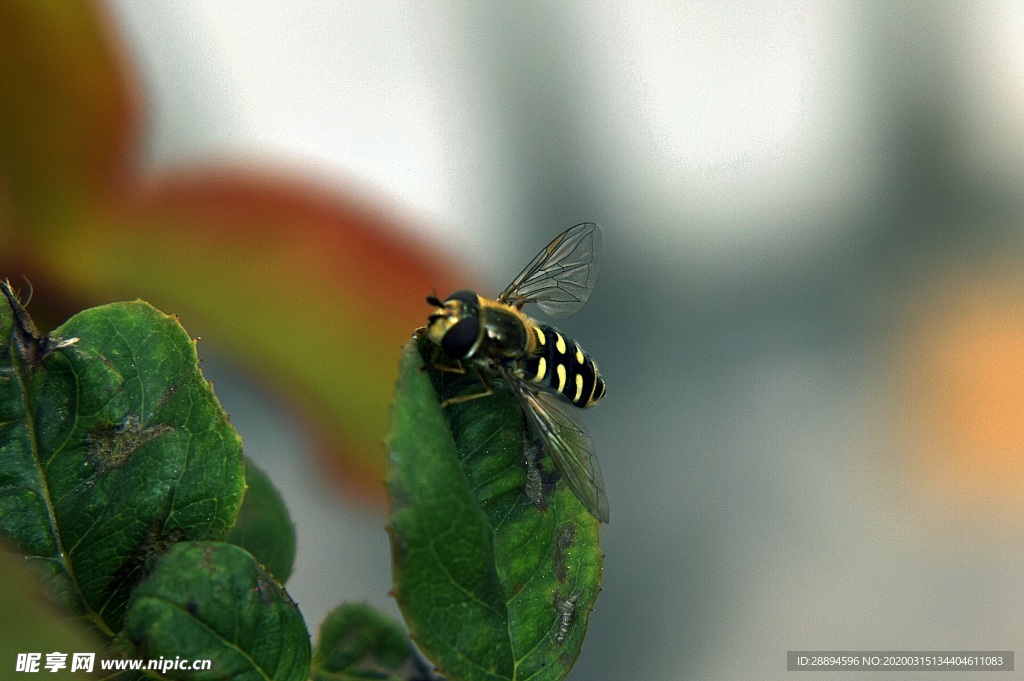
[[517, 324, 605, 408]]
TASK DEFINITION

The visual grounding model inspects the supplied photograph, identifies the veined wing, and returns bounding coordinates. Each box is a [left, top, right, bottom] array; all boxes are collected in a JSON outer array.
[[510, 375, 609, 523], [497, 222, 602, 319]]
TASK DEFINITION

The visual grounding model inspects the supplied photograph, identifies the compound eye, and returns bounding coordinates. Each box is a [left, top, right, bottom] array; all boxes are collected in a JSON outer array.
[[441, 316, 480, 359], [446, 290, 480, 316], [447, 289, 476, 303]]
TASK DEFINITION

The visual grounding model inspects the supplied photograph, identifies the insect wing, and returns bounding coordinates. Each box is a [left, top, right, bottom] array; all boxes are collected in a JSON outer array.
[[511, 375, 609, 522], [498, 222, 602, 318]]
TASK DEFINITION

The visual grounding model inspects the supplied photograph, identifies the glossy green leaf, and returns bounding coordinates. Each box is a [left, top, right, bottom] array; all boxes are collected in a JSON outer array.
[[311, 603, 417, 681], [227, 458, 297, 583], [0, 283, 245, 634], [386, 336, 603, 681], [124, 541, 310, 681]]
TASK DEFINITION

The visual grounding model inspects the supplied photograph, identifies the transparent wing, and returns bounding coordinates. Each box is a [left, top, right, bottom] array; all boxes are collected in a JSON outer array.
[[507, 373, 609, 523], [498, 222, 602, 319]]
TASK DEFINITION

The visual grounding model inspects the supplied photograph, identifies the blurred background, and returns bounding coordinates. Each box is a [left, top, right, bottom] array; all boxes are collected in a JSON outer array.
[[4, 1, 1024, 679]]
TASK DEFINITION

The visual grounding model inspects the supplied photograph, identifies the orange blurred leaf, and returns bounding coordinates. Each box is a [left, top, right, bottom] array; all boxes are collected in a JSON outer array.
[[0, 0, 469, 506]]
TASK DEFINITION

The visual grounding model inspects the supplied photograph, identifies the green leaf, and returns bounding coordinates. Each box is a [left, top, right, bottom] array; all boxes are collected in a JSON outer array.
[[0, 283, 245, 634], [227, 458, 297, 583], [311, 603, 417, 681], [124, 541, 310, 681], [386, 336, 603, 681]]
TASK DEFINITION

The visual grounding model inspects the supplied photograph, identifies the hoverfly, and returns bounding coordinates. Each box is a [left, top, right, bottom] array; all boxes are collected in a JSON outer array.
[[424, 223, 609, 523]]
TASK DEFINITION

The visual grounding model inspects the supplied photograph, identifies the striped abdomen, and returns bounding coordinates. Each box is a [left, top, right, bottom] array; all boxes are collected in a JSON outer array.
[[516, 324, 605, 408]]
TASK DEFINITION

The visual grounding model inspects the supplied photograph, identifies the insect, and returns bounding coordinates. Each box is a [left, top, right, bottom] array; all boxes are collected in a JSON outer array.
[[424, 222, 609, 523]]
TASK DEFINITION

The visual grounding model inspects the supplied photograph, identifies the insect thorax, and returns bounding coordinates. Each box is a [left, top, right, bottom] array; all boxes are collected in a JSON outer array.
[[477, 299, 533, 359], [515, 323, 605, 408]]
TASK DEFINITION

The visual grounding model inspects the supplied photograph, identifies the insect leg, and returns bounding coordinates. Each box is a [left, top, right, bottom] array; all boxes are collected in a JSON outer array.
[[417, 338, 467, 375], [440, 367, 494, 408]]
